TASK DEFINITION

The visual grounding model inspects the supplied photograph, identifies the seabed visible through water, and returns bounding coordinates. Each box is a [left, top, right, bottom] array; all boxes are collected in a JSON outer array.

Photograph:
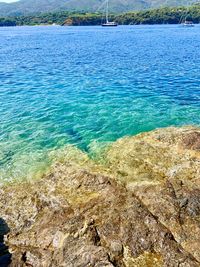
[[0, 25, 199, 182]]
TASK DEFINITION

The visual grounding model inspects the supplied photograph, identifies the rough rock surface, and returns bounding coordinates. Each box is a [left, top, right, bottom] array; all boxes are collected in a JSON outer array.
[[0, 126, 200, 267]]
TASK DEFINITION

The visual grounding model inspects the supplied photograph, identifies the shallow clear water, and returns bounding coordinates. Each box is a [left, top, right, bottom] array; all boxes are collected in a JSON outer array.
[[0, 25, 200, 181]]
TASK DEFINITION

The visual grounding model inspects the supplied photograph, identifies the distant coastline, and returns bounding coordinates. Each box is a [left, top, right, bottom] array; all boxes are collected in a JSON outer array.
[[1, 4, 200, 27]]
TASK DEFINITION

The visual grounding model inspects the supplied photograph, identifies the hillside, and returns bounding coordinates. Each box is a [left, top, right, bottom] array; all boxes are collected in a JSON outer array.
[[0, 0, 194, 17], [1, 4, 200, 27]]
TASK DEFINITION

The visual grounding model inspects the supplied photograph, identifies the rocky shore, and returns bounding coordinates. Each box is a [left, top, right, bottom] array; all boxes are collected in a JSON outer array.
[[0, 126, 200, 267]]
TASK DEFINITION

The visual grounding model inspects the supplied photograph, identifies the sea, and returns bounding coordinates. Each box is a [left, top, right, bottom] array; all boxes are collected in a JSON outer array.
[[0, 25, 199, 182]]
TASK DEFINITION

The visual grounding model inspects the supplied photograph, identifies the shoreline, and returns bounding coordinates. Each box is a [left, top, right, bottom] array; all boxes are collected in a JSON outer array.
[[0, 126, 200, 266], [1, 23, 200, 28], [0, 124, 199, 185], [1, 5, 200, 27]]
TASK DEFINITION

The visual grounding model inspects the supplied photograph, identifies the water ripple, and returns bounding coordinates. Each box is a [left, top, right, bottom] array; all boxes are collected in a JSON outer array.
[[0, 25, 199, 181]]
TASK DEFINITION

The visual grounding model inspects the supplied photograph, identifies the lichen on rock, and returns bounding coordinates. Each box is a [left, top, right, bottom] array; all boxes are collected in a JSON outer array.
[[0, 126, 200, 267]]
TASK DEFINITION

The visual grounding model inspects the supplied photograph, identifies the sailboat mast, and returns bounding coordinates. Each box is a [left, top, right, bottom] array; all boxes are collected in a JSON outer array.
[[101, 0, 117, 26], [106, 0, 109, 23]]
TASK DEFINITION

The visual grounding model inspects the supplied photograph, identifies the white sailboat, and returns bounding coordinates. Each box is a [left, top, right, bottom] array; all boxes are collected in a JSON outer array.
[[181, 1, 195, 27], [183, 20, 194, 27], [102, 0, 118, 27]]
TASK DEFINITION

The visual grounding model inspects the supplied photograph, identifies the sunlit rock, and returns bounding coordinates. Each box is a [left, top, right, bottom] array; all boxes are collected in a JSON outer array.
[[0, 127, 200, 266]]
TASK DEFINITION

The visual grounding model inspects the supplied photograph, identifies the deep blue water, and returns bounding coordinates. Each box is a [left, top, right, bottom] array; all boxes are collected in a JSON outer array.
[[0, 25, 199, 181]]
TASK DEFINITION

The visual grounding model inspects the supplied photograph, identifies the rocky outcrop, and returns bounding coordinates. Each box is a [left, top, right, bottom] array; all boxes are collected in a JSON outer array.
[[0, 126, 200, 267]]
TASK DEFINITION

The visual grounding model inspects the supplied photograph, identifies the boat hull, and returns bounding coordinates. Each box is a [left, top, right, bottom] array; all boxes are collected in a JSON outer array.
[[183, 24, 194, 27], [182, 21, 194, 27], [102, 24, 118, 27]]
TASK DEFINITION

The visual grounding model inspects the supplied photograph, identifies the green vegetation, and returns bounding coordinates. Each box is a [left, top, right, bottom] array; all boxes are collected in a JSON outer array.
[[0, 11, 111, 26], [117, 5, 200, 25], [0, 0, 192, 17], [0, 18, 16, 26], [14, 11, 73, 26], [1, 4, 200, 27]]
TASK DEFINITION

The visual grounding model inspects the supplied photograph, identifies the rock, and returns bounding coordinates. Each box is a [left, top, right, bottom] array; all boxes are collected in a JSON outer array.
[[181, 132, 200, 150], [0, 126, 200, 266], [104, 126, 200, 264], [0, 218, 11, 267]]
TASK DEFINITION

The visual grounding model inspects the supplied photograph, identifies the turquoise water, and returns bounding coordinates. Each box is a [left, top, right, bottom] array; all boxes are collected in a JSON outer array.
[[0, 25, 200, 181]]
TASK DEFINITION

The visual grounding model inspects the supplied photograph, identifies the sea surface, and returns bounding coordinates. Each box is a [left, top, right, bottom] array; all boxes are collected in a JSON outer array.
[[0, 25, 200, 182]]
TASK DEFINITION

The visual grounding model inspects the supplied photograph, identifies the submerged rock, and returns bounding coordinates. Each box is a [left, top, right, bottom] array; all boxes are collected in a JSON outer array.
[[0, 126, 200, 267]]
